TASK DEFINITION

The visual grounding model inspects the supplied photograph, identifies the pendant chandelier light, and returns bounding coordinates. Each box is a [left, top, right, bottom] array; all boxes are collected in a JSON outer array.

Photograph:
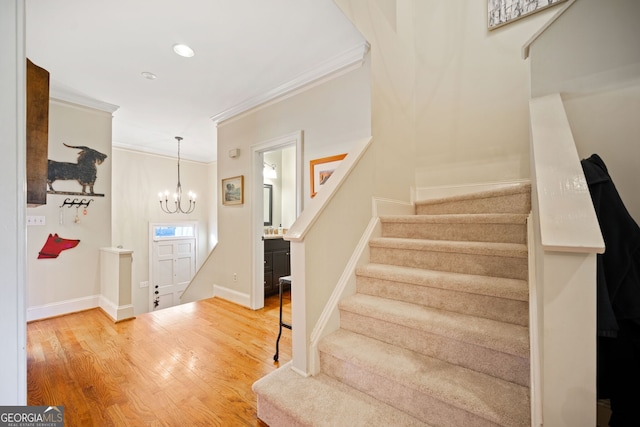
[[158, 136, 196, 214]]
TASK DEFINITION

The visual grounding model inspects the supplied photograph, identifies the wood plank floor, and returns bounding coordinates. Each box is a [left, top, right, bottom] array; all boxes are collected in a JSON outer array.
[[27, 292, 291, 427]]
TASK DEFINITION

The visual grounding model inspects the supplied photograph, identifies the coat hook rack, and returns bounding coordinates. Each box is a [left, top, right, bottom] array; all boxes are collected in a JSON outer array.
[[59, 198, 94, 209]]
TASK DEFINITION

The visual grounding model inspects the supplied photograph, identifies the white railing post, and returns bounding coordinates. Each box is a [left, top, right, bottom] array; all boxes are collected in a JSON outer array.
[[529, 94, 604, 426]]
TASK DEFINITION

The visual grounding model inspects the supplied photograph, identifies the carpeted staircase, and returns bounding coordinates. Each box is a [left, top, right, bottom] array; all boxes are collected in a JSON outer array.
[[253, 184, 532, 427]]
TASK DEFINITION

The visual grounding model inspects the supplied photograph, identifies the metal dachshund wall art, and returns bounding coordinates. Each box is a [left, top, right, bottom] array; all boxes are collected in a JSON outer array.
[[47, 143, 107, 196]]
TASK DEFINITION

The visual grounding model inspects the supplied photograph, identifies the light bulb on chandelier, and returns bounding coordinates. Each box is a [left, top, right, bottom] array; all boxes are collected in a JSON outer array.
[[158, 136, 196, 214]]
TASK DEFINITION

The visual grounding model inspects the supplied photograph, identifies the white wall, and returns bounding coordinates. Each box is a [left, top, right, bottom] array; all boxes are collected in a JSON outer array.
[[26, 100, 112, 320], [337, 0, 561, 192], [530, 0, 640, 99], [529, 0, 640, 222], [264, 146, 296, 230], [183, 55, 371, 304], [413, 1, 562, 188], [264, 150, 284, 229], [335, 0, 416, 201], [111, 148, 214, 314], [281, 146, 297, 228], [0, 0, 26, 404], [565, 85, 640, 222]]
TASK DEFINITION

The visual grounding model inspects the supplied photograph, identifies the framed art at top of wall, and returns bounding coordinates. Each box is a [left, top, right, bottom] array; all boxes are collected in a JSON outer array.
[[488, 0, 568, 30], [222, 175, 244, 206], [309, 153, 347, 198]]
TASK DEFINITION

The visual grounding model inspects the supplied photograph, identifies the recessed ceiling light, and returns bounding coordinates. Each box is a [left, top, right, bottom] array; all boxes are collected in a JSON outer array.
[[173, 43, 195, 58], [141, 71, 157, 80]]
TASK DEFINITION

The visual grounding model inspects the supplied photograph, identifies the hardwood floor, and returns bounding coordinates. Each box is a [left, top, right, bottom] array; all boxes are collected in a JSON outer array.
[[27, 292, 291, 426]]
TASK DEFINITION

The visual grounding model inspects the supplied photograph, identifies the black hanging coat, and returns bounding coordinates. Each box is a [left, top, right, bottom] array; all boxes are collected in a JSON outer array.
[[581, 153, 640, 337]]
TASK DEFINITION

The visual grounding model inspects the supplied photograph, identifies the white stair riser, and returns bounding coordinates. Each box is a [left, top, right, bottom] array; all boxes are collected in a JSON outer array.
[[370, 247, 528, 280], [255, 395, 307, 427], [381, 221, 526, 244], [320, 352, 503, 427], [415, 193, 531, 215], [340, 311, 530, 387]]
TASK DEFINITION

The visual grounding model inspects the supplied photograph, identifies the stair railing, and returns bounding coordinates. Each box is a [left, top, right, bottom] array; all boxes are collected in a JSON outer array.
[[285, 136, 374, 375], [529, 93, 604, 426]]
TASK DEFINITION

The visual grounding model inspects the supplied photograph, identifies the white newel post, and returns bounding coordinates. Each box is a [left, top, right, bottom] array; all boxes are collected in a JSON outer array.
[[100, 247, 135, 322]]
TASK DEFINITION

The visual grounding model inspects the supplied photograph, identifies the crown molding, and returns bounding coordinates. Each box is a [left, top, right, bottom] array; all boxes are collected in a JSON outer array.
[[111, 143, 212, 164], [210, 41, 370, 125], [50, 81, 120, 113]]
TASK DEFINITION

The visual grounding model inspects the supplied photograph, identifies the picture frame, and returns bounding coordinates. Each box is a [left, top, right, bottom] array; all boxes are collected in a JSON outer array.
[[310, 153, 347, 198], [222, 175, 244, 206], [488, 0, 568, 30]]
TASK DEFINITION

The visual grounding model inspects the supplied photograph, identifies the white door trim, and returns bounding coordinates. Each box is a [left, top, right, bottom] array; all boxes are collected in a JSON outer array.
[[250, 131, 303, 310]]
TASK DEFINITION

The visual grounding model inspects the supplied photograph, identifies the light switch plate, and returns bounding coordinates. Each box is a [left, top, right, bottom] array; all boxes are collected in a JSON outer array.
[[27, 216, 46, 226]]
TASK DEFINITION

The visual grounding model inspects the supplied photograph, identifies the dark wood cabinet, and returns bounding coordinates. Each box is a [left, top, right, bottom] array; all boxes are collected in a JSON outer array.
[[264, 237, 290, 296]]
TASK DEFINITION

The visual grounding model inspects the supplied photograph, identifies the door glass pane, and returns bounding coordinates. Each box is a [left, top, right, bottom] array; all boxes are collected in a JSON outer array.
[[153, 225, 195, 239]]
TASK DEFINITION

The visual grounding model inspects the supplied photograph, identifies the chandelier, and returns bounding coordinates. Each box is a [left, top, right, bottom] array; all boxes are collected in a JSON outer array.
[[158, 136, 196, 214]]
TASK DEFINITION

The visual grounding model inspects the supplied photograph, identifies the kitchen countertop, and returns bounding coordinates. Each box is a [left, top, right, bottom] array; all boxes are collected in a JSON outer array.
[[263, 234, 286, 240]]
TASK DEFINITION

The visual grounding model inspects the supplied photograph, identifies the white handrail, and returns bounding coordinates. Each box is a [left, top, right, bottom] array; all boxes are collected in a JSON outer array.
[[529, 94, 604, 253], [285, 136, 372, 243], [529, 92, 604, 426]]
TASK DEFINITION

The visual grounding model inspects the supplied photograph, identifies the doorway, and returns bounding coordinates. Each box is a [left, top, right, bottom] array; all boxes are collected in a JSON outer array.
[[149, 222, 197, 311], [251, 131, 303, 310]]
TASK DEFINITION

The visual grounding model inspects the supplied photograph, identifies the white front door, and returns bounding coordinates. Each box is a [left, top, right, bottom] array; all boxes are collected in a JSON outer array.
[[150, 223, 197, 311]]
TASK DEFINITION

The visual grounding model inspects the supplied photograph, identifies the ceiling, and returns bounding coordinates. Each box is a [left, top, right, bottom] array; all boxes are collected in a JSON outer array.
[[25, 0, 365, 163]]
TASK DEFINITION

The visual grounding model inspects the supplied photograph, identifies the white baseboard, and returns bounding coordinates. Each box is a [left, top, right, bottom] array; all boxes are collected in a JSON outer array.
[[27, 294, 100, 322], [213, 284, 251, 308], [372, 197, 414, 217], [415, 179, 530, 201], [99, 296, 135, 322]]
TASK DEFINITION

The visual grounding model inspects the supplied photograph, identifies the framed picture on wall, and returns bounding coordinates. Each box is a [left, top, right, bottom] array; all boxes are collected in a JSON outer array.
[[310, 153, 347, 198], [488, 0, 568, 30], [222, 175, 244, 206]]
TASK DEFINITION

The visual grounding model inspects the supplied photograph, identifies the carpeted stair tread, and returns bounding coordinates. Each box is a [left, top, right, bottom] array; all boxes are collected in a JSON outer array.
[[415, 184, 530, 206], [319, 329, 530, 427], [356, 263, 528, 302], [379, 213, 528, 244], [339, 293, 529, 358], [380, 213, 528, 225], [252, 365, 431, 427], [369, 237, 528, 258]]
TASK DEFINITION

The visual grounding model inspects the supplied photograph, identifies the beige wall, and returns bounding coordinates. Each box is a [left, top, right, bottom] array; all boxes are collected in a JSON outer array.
[[111, 148, 214, 314], [335, 0, 416, 201], [414, 1, 555, 186], [336, 0, 562, 192], [26, 101, 112, 316], [184, 56, 371, 303], [24, 99, 214, 318]]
